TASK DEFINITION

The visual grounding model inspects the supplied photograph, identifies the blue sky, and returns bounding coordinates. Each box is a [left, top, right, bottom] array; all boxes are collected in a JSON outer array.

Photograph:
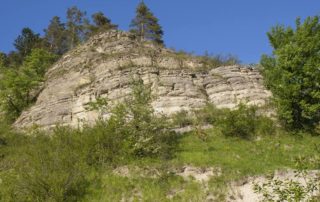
[[0, 0, 319, 63]]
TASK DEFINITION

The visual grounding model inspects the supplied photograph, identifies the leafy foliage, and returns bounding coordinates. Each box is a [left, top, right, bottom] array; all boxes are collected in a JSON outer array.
[[218, 104, 275, 139], [0, 49, 57, 121], [125, 79, 177, 157], [261, 16, 320, 132], [88, 78, 177, 159]]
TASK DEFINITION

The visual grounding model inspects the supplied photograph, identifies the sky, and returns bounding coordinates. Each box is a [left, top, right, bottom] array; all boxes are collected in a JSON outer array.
[[0, 0, 319, 64]]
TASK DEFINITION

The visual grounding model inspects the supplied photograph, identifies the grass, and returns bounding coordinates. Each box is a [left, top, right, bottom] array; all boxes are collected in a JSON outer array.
[[85, 173, 205, 202], [82, 128, 320, 201], [174, 129, 318, 175]]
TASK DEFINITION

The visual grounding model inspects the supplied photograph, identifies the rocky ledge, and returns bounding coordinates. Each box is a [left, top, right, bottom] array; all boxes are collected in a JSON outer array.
[[15, 30, 271, 129]]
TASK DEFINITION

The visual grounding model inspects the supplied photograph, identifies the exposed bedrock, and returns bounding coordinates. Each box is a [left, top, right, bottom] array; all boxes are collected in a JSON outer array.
[[15, 30, 271, 129]]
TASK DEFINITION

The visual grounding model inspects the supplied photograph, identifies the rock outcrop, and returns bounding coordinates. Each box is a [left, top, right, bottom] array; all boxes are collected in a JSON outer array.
[[15, 30, 271, 129]]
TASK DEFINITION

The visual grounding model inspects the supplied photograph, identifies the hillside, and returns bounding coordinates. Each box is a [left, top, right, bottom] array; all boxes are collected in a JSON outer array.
[[15, 30, 271, 129], [1, 3, 319, 201]]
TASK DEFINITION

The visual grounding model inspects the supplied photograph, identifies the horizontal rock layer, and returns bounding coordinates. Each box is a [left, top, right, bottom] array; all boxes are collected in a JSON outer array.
[[15, 31, 271, 129]]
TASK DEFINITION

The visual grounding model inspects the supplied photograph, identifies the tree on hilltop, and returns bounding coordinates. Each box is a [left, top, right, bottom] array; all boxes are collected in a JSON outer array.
[[92, 12, 117, 31], [130, 1, 164, 45], [44, 16, 68, 55], [87, 12, 118, 36], [66, 6, 87, 49]]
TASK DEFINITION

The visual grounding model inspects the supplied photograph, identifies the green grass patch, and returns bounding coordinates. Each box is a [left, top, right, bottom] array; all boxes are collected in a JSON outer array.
[[173, 129, 319, 178]]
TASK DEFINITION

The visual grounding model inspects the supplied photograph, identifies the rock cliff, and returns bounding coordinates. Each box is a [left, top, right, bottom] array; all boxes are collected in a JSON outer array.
[[15, 30, 271, 129]]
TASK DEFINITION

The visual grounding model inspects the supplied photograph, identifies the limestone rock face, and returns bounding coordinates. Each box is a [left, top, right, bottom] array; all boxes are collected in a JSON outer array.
[[15, 30, 271, 129]]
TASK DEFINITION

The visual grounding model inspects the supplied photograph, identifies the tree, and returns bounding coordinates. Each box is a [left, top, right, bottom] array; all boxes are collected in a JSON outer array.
[[0, 52, 6, 67], [261, 16, 320, 131], [0, 49, 57, 121], [89, 12, 117, 35], [44, 16, 68, 55], [130, 1, 164, 45], [14, 28, 43, 58], [5, 51, 23, 68], [66, 6, 87, 49]]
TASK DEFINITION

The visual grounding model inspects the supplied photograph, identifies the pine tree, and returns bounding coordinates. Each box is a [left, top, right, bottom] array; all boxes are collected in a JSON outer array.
[[93, 12, 117, 30], [88, 12, 117, 36], [66, 6, 87, 49], [130, 1, 164, 45], [14, 28, 43, 57], [44, 16, 68, 55]]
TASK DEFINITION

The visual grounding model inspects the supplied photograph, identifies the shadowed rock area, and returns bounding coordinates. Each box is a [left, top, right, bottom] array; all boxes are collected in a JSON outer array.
[[15, 30, 271, 129]]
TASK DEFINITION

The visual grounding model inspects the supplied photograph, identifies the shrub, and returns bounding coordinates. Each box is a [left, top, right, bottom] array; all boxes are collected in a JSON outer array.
[[219, 104, 275, 139], [84, 104, 130, 165], [86, 77, 178, 159], [0, 127, 90, 202], [125, 78, 177, 158]]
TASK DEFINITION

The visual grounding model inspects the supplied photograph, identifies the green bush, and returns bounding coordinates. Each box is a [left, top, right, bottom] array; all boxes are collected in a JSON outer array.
[[124, 78, 178, 158], [218, 104, 275, 139], [86, 78, 178, 159], [83, 104, 130, 165]]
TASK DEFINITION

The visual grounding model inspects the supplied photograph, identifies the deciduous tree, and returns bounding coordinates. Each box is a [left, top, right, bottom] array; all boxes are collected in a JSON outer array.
[[0, 49, 57, 121], [261, 16, 320, 131]]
